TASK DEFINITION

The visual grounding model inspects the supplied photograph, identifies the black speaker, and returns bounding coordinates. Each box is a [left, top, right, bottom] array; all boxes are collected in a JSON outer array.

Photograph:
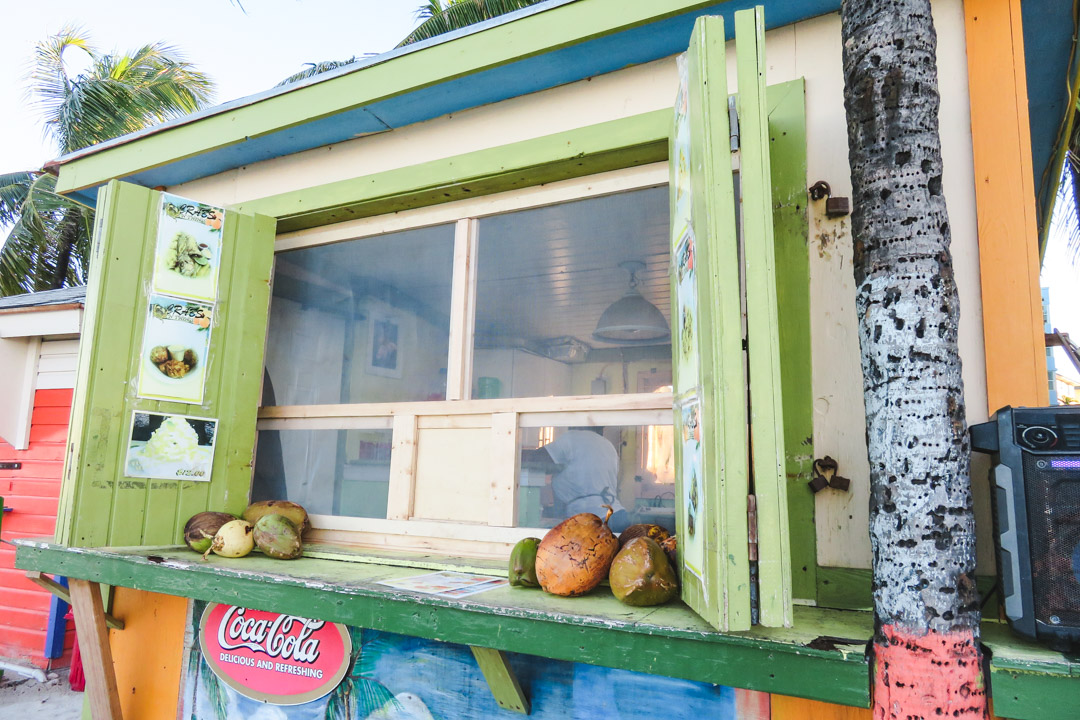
[[971, 406, 1080, 649]]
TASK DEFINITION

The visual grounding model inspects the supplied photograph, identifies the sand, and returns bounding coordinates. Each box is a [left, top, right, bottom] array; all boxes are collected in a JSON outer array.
[[0, 667, 85, 719]]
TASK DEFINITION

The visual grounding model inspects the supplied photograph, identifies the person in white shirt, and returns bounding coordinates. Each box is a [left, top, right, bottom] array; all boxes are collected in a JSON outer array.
[[523, 427, 631, 532]]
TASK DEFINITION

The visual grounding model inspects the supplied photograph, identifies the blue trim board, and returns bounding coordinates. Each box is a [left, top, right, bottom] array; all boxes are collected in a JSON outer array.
[[45, 575, 69, 659], [73, 0, 840, 207], [1021, 0, 1077, 225]]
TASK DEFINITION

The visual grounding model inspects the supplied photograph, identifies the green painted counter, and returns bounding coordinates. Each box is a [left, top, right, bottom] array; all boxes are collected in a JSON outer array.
[[16, 539, 1080, 718], [15, 538, 873, 708]]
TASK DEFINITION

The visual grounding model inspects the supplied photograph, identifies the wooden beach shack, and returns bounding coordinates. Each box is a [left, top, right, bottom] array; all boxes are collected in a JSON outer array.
[[10, 0, 1080, 717]]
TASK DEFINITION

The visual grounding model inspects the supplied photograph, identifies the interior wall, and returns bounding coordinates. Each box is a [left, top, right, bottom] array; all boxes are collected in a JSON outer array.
[[172, 0, 988, 572]]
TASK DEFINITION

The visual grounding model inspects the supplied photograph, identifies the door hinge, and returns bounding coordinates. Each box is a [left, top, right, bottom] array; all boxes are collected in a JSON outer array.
[[747, 493, 758, 560], [728, 96, 740, 152]]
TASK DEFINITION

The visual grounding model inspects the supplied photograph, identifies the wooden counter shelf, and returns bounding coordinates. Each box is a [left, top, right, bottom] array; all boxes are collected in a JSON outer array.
[[14, 538, 1080, 719], [16, 538, 872, 708]]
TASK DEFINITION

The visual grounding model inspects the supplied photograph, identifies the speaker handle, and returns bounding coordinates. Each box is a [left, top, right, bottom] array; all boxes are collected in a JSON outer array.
[[994, 464, 1024, 621]]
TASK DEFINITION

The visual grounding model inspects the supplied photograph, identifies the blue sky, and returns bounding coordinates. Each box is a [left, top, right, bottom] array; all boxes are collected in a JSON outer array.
[[1, 0, 420, 171]]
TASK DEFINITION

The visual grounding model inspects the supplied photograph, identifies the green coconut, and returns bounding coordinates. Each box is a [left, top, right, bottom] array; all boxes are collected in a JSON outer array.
[[253, 514, 303, 560], [509, 537, 541, 587], [183, 511, 236, 554], [609, 537, 679, 606], [243, 500, 309, 534]]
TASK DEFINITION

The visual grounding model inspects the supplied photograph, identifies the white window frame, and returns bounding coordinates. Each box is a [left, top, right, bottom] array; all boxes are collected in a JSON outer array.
[[258, 163, 674, 555]]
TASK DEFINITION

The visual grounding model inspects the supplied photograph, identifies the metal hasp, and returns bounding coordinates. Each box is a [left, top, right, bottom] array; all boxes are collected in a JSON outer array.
[[807, 180, 851, 218]]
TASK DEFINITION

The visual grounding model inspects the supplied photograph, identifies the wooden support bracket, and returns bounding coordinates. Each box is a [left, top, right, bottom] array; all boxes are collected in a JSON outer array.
[[69, 578, 123, 720], [470, 646, 530, 714], [26, 571, 125, 630]]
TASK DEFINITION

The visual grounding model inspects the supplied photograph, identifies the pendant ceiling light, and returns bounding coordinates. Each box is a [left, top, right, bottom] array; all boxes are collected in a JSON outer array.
[[593, 261, 670, 344]]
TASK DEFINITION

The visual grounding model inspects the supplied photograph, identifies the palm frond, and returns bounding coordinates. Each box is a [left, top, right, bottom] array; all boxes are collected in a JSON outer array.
[[398, 0, 545, 47], [277, 58, 360, 87], [0, 172, 34, 226]]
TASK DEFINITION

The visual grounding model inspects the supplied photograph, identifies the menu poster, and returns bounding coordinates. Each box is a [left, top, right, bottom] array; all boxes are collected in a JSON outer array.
[[677, 394, 705, 580], [673, 223, 700, 393], [377, 571, 509, 598], [125, 412, 217, 482], [137, 295, 213, 404], [152, 193, 225, 303]]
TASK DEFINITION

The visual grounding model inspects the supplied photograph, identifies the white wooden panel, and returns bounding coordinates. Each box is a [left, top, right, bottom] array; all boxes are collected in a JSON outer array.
[[36, 339, 79, 390], [489, 413, 519, 526], [0, 309, 82, 338], [40, 339, 80, 356], [412, 427, 491, 523], [0, 336, 40, 450], [386, 414, 419, 520]]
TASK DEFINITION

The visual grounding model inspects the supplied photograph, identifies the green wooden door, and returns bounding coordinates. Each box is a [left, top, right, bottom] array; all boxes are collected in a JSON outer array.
[[55, 180, 276, 548], [670, 7, 794, 632]]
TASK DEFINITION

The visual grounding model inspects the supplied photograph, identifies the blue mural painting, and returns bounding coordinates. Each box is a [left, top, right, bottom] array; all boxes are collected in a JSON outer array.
[[182, 601, 736, 720]]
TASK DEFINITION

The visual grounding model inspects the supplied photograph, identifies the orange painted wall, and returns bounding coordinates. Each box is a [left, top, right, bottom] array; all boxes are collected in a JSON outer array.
[[108, 587, 189, 720], [0, 388, 74, 669], [964, 0, 1049, 412]]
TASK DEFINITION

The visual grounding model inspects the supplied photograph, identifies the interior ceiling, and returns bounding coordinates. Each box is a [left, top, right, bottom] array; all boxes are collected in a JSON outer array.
[[273, 186, 671, 350]]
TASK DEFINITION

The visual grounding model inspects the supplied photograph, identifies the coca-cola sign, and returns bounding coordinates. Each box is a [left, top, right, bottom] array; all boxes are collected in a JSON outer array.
[[199, 603, 351, 705]]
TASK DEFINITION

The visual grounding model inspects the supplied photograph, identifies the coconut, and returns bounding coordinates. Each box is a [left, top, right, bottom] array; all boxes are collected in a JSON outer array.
[[508, 537, 541, 587], [253, 514, 303, 559], [618, 523, 672, 549], [609, 537, 678, 606], [206, 519, 254, 559], [183, 511, 235, 553], [535, 508, 619, 597], [243, 500, 309, 534]]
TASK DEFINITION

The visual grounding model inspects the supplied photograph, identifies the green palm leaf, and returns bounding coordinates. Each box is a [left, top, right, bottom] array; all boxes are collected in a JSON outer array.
[[277, 58, 362, 86], [398, 0, 546, 47], [2, 26, 214, 295]]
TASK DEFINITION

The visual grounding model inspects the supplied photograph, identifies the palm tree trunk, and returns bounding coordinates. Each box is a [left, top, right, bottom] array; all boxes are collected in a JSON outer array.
[[51, 207, 81, 289], [840, 2, 988, 718]]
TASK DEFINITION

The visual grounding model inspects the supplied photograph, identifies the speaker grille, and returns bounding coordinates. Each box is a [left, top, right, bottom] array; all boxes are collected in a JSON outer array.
[[1023, 454, 1080, 625]]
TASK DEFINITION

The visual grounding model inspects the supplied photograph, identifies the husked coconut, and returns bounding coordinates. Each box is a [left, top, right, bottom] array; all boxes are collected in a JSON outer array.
[[535, 508, 619, 597]]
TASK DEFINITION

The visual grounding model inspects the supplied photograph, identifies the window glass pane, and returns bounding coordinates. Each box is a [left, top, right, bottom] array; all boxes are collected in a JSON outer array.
[[252, 428, 392, 519], [266, 224, 455, 406], [472, 187, 672, 399], [518, 422, 675, 531]]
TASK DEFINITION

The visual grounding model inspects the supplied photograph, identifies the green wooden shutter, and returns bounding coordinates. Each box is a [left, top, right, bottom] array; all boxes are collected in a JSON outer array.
[[671, 14, 751, 633], [671, 8, 797, 631], [55, 180, 275, 548], [737, 6, 792, 628]]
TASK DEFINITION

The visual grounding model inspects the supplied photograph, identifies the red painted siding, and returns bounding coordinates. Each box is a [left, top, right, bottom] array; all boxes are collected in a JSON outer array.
[[0, 388, 74, 669]]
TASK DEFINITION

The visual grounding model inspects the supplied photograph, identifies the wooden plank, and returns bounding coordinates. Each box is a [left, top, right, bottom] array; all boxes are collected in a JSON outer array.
[[446, 219, 478, 401], [734, 688, 771, 720], [470, 646, 530, 714], [963, 0, 1048, 413], [735, 5, 791, 628], [275, 163, 669, 253], [69, 578, 122, 720], [679, 14, 752, 632], [240, 112, 671, 233], [26, 571, 123, 630], [16, 541, 875, 708], [259, 391, 674, 419], [489, 413, 520, 527], [385, 414, 418, 520], [413, 428, 491, 523], [766, 79, 816, 603]]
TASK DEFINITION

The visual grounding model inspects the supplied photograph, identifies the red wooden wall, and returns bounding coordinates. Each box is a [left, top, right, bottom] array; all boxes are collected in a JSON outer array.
[[0, 388, 74, 669]]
